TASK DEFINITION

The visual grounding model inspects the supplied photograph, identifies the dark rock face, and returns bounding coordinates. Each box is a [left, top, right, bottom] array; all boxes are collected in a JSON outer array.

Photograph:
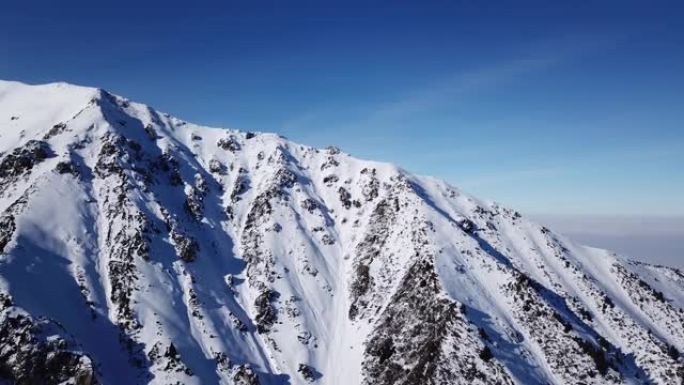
[[217, 136, 241, 152], [230, 174, 250, 203], [55, 160, 79, 175], [360, 168, 380, 201], [362, 259, 514, 385], [254, 289, 277, 333], [94, 135, 128, 178], [0, 214, 16, 253], [479, 346, 494, 362], [172, 230, 199, 262], [0, 140, 51, 180], [233, 365, 260, 385], [349, 200, 396, 320], [208, 158, 226, 175], [300, 198, 318, 213], [274, 168, 297, 189], [297, 363, 316, 382], [184, 194, 204, 221], [502, 271, 625, 384], [457, 218, 476, 233], [338, 187, 352, 209], [184, 176, 208, 222], [322, 174, 338, 185], [0, 307, 98, 385], [93, 134, 151, 331], [147, 342, 193, 376], [43, 122, 68, 139], [143, 124, 158, 140], [154, 151, 183, 186], [320, 147, 340, 170], [321, 234, 335, 245]]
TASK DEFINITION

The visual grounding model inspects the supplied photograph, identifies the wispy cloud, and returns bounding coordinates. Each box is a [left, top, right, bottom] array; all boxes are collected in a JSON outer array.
[[330, 34, 620, 130], [278, 34, 621, 139], [358, 59, 555, 124]]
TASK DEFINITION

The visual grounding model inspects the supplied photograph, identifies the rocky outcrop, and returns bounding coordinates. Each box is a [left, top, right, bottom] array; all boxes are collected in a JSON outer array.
[[233, 365, 260, 385], [349, 199, 396, 320], [0, 214, 16, 253], [0, 304, 97, 385], [363, 258, 514, 385], [217, 136, 241, 152], [502, 271, 624, 384], [93, 134, 151, 330], [0, 140, 51, 193]]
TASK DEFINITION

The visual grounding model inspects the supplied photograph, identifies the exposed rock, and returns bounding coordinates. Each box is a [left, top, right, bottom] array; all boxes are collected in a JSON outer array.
[[93, 135, 125, 178], [208, 158, 226, 175], [457, 218, 476, 233], [297, 330, 312, 345], [144, 123, 158, 140], [300, 198, 318, 213], [184, 177, 208, 221], [229, 312, 248, 332], [93, 135, 152, 330], [363, 259, 514, 385], [55, 160, 78, 175], [154, 151, 183, 186], [217, 136, 241, 152], [172, 230, 199, 262], [254, 288, 277, 333], [0, 140, 51, 180], [0, 308, 98, 385], [147, 341, 193, 376], [43, 122, 67, 139], [338, 187, 352, 209], [274, 168, 297, 189], [360, 168, 380, 201], [349, 199, 396, 319], [230, 174, 250, 202], [0, 214, 16, 253], [0, 292, 12, 310], [321, 234, 335, 245], [323, 174, 338, 185], [298, 363, 316, 382], [233, 365, 260, 385]]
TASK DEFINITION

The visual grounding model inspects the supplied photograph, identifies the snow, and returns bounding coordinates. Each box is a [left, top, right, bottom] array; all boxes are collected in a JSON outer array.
[[0, 79, 682, 385]]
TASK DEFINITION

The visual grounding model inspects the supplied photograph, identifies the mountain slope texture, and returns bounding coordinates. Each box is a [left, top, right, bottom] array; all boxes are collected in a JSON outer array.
[[0, 80, 682, 385]]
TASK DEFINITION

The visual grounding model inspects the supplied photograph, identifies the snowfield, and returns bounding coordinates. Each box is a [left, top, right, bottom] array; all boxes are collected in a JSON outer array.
[[0, 80, 682, 385]]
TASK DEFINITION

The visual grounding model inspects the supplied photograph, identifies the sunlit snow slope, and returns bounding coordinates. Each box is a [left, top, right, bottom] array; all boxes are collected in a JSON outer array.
[[0, 80, 682, 385]]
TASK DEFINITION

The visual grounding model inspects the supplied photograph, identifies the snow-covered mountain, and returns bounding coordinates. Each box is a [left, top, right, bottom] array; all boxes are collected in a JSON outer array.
[[0, 80, 682, 385]]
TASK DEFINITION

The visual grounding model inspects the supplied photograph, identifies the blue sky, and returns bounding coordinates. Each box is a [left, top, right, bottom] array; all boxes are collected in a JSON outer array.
[[2, 0, 683, 216]]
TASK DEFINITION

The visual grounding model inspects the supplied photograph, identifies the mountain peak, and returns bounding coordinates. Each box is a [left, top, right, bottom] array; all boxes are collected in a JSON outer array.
[[0, 80, 682, 385]]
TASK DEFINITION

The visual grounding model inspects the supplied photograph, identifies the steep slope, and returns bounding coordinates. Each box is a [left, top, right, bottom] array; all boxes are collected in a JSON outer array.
[[0, 80, 682, 385]]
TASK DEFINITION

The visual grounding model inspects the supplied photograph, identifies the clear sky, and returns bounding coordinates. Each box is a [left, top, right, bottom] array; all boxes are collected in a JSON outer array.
[[2, 0, 683, 216]]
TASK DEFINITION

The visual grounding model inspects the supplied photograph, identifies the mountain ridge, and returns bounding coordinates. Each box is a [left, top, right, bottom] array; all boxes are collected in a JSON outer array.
[[0, 80, 682, 385]]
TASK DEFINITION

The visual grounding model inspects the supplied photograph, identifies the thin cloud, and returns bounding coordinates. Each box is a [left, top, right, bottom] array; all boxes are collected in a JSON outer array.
[[333, 34, 621, 130]]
